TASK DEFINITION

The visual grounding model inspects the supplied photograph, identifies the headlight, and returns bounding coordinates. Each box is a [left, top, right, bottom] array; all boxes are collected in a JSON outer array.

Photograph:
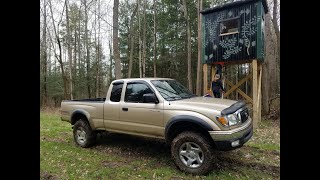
[[226, 114, 239, 126], [216, 113, 240, 126]]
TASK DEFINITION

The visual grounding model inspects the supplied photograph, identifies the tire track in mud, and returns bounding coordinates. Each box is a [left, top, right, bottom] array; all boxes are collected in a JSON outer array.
[[214, 155, 280, 178]]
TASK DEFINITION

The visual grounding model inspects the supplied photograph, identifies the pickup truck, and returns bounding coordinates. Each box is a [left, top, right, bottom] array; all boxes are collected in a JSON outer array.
[[60, 78, 253, 175]]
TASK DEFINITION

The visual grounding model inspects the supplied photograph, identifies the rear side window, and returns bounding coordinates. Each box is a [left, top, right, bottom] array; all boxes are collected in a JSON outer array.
[[110, 83, 123, 102]]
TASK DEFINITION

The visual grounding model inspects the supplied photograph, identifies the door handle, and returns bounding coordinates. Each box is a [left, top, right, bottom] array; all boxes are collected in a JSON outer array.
[[122, 107, 128, 111]]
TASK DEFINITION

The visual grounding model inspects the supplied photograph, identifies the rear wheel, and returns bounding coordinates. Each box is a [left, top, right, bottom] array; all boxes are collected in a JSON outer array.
[[171, 131, 214, 175], [73, 120, 96, 148]]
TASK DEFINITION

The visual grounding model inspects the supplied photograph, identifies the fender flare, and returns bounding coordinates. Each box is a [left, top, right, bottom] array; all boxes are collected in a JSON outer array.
[[70, 109, 94, 128], [165, 115, 213, 140]]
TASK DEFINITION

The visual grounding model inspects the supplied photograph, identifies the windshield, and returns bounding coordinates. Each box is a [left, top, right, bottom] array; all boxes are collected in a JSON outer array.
[[151, 80, 196, 101]]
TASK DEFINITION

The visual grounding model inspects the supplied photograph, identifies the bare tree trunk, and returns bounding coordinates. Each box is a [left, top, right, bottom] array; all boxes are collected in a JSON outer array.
[[73, 24, 77, 98], [268, 16, 277, 100], [65, 0, 73, 100], [78, 4, 81, 75], [128, 3, 138, 78], [41, 0, 48, 106], [94, 1, 98, 97], [50, 28, 57, 75], [262, 13, 276, 114], [48, 35, 52, 75], [125, 20, 130, 79], [96, 0, 101, 97], [196, 0, 203, 96], [142, 0, 147, 77], [272, 0, 280, 94], [109, 39, 113, 82], [128, 31, 135, 78], [138, 0, 142, 78], [84, 0, 92, 98], [49, 0, 69, 100], [153, 0, 157, 77], [58, 40, 69, 100], [113, 0, 122, 79], [96, 45, 100, 97], [272, 0, 280, 57], [262, 61, 269, 114], [77, 4, 82, 96], [182, 0, 192, 92]]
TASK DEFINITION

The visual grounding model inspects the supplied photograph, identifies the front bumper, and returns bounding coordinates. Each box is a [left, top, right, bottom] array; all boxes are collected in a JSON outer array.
[[209, 117, 253, 151]]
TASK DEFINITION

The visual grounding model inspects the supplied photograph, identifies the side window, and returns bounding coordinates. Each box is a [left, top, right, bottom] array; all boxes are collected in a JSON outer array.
[[219, 18, 239, 36], [125, 83, 154, 103], [110, 83, 123, 102]]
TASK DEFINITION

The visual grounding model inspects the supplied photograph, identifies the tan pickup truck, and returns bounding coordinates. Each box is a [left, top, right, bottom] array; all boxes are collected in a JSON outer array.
[[60, 78, 253, 175]]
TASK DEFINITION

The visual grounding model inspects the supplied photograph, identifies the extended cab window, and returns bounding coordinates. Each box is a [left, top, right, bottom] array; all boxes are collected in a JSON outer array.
[[125, 83, 154, 103], [110, 83, 123, 102]]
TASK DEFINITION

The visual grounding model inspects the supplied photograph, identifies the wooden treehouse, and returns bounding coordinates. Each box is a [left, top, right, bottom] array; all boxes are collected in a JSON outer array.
[[200, 0, 268, 127]]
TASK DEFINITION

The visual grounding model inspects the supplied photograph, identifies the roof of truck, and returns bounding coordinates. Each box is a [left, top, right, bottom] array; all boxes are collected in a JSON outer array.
[[114, 78, 174, 82], [111, 78, 176, 84]]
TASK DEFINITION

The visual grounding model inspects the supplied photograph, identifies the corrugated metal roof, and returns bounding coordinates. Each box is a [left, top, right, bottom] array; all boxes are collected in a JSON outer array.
[[200, 0, 268, 15]]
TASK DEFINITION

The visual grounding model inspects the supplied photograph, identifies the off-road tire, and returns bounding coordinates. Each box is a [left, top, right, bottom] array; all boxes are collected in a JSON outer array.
[[73, 120, 96, 148], [171, 131, 214, 175]]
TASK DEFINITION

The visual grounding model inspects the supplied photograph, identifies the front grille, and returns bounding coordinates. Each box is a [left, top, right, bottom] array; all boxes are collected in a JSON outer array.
[[240, 108, 249, 123]]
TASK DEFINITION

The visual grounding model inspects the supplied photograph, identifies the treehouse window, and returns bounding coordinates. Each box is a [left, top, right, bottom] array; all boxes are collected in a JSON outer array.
[[219, 18, 239, 36]]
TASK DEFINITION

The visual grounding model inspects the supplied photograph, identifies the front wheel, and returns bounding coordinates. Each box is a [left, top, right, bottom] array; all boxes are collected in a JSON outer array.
[[73, 120, 96, 148], [171, 131, 214, 175]]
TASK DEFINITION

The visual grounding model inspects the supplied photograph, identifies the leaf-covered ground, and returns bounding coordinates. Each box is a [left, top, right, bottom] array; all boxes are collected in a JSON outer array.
[[40, 111, 280, 180]]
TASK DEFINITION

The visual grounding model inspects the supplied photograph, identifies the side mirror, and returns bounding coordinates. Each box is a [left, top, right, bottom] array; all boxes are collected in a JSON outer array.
[[143, 93, 159, 104]]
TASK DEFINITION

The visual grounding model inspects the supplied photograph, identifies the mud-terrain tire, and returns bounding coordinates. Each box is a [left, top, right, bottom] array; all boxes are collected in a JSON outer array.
[[73, 120, 96, 148], [171, 131, 214, 175]]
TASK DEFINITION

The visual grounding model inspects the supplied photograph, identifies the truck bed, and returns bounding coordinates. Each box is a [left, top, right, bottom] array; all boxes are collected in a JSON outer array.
[[61, 98, 105, 129]]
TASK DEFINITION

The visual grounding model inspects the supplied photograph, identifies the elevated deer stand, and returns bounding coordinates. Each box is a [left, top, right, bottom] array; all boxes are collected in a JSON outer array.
[[200, 0, 268, 128]]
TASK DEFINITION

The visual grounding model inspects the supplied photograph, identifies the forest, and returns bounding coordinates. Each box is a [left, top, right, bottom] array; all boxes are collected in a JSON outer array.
[[40, 0, 279, 116]]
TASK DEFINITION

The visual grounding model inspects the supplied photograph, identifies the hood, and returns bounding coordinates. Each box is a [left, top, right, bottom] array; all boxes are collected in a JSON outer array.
[[168, 97, 237, 112]]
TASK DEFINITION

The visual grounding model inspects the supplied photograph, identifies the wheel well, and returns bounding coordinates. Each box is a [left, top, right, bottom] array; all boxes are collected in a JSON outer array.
[[166, 121, 214, 146], [71, 113, 89, 125]]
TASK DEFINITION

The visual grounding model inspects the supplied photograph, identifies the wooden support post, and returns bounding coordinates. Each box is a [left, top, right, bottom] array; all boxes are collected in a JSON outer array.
[[258, 64, 262, 122], [203, 64, 208, 95], [252, 59, 261, 129]]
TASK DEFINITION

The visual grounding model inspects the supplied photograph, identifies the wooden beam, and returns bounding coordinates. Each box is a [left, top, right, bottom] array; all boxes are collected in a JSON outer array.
[[203, 64, 208, 95], [225, 79, 253, 103], [252, 60, 258, 128], [238, 89, 253, 104], [224, 73, 252, 97]]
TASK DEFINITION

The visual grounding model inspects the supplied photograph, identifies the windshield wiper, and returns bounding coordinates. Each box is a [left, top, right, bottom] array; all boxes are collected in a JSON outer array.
[[169, 96, 182, 100], [179, 93, 197, 99]]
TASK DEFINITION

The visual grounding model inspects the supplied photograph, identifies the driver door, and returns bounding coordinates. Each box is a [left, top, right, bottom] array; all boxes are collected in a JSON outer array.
[[119, 81, 163, 136]]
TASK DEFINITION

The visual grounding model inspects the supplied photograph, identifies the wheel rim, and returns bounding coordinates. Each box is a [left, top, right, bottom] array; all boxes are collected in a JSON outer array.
[[179, 142, 204, 168], [76, 127, 86, 145]]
